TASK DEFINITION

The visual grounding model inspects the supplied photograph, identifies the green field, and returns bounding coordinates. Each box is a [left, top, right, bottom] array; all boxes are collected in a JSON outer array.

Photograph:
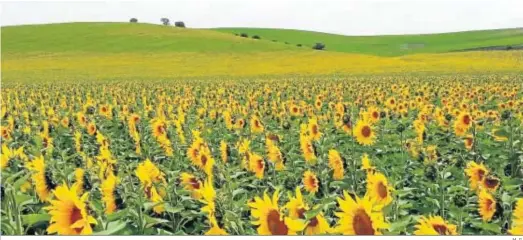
[[2, 22, 523, 82], [213, 27, 523, 56]]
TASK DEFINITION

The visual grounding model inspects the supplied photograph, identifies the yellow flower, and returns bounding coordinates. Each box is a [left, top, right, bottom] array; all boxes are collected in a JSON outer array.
[[266, 140, 285, 171], [509, 199, 523, 235], [248, 190, 305, 235], [250, 115, 265, 134], [366, 172, 393, 207], [308, 117, 321, 141], [249, 153, 265, 179], [205, 216, 228, 235], [328, 149, 344, 180], [361, 153, 375, 172], [300, 136, 317, 165], [220, 140, 229, 163], [334, 192, 389, 235], [353, 120, 376, 146], [464, 161, 488, 190], [26, 156, 54, 201], [180, 172, 202, 199], [101, 173, 118, 214], [303, 170, 320, 194], [285, 187, 331, 235], [414, 216, 457, 235], [45, 183, 97, 235], [135, 159, 166, 214], [478, 189, 496, 222]]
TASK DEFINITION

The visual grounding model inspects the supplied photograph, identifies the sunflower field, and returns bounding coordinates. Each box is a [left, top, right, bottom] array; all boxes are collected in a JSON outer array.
[[1, 75, 522, 236]]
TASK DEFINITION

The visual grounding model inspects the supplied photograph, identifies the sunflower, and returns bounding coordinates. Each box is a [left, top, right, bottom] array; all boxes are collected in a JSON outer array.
[[453, 122, 467, 137], [289, 104, 301, 117], [333, 192, 389, 235], [464, 134, 474, 151], [300, 137, 317, 165], [308, 117, 321, 141], [482, 175, 500, 192], [456, 111, 473, 130], [464, 161, 489, 190], [366, 172, 393, 207], [180, 172, 202, 199], [358, 154, 375, 175], [187, 138, 204, 165], [509, 199, 523, 235], [328, 149, 345, 180], [45, 183, 97, 235], [248, 190, 305, 235], [249, 153, 265, 179], [303, 170, 320, 194], [267, 142, 285, 171], [152, 119, 167, 138], [1, 144, 24, 169], [101, 172, 118, 214], [87, 122, 97, 136], [220, 140, 229, 163], [235, 118, 246, 129], [135, 159, 166, 214], [285, 187, 330, 235], [478, 189, 496, 222], [198, 147, 215, 176], [26, 156, 55, 201], [197, 178, 216, 217], [353, 120, 376, 146], [366, 106, 380, 124], [414, 216, 457, 235], [74, 168, 85, 195], [250, 115, 265, 134], [60, 117, 70, 128]]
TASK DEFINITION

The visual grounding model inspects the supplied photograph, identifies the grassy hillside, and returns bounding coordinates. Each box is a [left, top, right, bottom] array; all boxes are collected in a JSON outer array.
[[1, 22, 298, 55], [213, 27, 523, 56], [2, 23, 523, 82]]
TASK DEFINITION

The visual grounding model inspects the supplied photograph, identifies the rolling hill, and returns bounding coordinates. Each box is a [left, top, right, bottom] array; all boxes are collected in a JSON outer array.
[[1, 23, 523, 82], [213, 27, 523, 56]]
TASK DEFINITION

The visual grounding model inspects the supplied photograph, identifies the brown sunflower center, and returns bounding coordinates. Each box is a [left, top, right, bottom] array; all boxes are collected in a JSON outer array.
[[376, 182, 388, 199], [352, 208, 375, 235], [308, 216, 319, 227], [254, 120, 260, 128], [189, 178, 200, 189], [361, 126, 372, 138], [372, 111, 379, 119], [308, 176, 317, 188], [432, 224, 449, 235], [477, 170, 485, 180], [296, 208, 306, 218], [486, 199, 494, 211], [484, 177, 499, 189], [462, 115, 471, 125], [200, 154, 208, 166], [311, 125, 318, 135], [257, 159, 264, 171], [70, 206, 84, 233], [267, 210, 288, 235]]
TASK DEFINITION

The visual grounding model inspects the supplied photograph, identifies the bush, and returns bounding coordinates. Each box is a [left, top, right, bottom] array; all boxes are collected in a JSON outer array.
[[252, 35, 260, 39], [272, 40, 277, 42], [240, 33, 249, 38], [312, 42, 326, 50], [130, 18, 138, 23], [234, 33, 239, 36], [174, 21, 186, 28], [284, 42, 289, 44], [297, 44, 302, 47]]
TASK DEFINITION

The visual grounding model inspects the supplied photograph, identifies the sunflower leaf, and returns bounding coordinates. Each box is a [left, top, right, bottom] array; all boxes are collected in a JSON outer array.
[[95, 220, 127, 235], [21, 213, 50, 227]]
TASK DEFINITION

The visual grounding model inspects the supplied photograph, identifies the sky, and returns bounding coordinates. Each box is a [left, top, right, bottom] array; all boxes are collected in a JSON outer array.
[[0, 0, 522, 35]]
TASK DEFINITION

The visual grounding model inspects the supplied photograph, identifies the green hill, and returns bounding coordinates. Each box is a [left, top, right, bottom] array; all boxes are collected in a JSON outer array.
[[213, 27, 523, 56], [1, 22, 298, 55]]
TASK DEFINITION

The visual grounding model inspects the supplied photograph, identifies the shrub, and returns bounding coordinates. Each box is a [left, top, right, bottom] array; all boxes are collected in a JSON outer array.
[[130, 18, 138, 23], [160, 18, 170, 26], [312, 42, 326, 50], [252, 35, 260, 39], [297, 44, 302, 47], [174, 21, 186, 28], [240, 33, 249, 38]]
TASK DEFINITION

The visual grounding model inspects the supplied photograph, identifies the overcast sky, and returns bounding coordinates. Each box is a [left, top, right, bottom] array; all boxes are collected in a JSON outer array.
[[1, 0, 522, 35]]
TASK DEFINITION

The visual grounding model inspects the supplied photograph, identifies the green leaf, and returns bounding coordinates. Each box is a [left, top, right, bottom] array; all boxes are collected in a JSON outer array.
[[95, 221, 127, 235], [304, 206, 323, 220], [163, 204, 184, 214], [106, 209, 128, 222], [21, 213, 50, 227], [478, 222, 501, 234], [13, 174, 30, 190], [144, 215, 169, 227]]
